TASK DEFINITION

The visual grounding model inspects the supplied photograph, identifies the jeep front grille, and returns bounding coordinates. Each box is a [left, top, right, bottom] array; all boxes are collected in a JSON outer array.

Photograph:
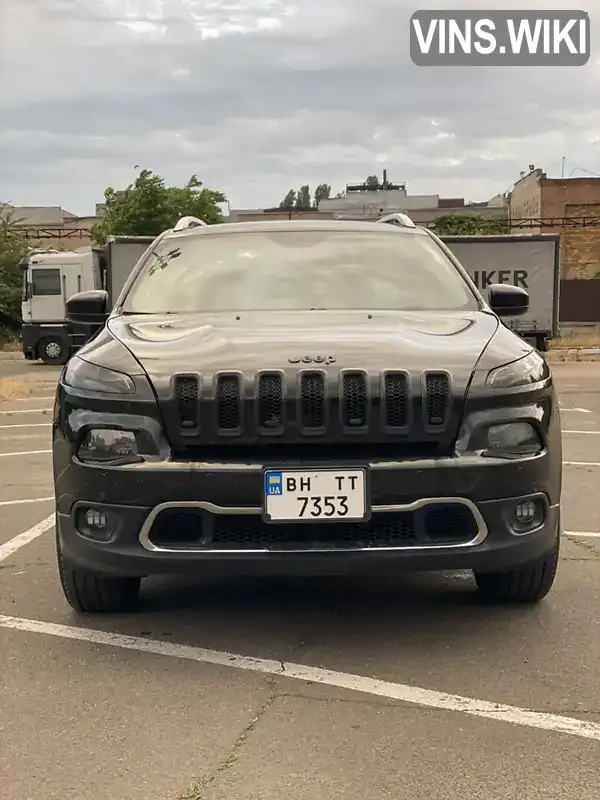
[[384, 372, 409, 430], [171, 369, 454, 440], [258, 373, 283, 432], [300, 372, 325, 430], [216, 374, 241, 431], [174, 376, 199, 429], [425, 372, 450, 427], [342, 371, 367, 429]]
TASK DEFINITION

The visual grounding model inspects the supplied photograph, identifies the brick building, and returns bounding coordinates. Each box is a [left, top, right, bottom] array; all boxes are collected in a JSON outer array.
[[509, 169, 600, 280]]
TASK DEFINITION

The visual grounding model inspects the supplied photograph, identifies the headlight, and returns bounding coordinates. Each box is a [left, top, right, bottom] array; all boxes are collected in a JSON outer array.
[[464, 421, 543, 458], [78, 428, 139, 463], [485, 422, 542, 457], [486, 350, 547, 389], [64, 356, 135, 394]]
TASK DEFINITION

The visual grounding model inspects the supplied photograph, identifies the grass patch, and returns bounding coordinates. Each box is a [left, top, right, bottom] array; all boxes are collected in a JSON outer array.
[[0, 339, 21, 352], [0, 378, 33, 400], [0, 331, 21, 352], [549, 333, 600, 349]]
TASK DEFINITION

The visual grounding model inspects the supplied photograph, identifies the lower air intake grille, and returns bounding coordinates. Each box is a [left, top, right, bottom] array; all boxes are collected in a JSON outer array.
[[425, 373, 450, 426], [216, 374, 241, 431], [258, 373, 283, 431], [174, 376, 199, 429], [384, 372, 409, 429], [147, 503, 480, 551], [342, 372, 367, 428], [300, 372, 325, 429]]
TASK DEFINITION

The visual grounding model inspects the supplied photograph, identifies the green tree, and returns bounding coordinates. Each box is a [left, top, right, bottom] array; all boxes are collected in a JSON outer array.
[[295, 185, 311, 208], [91, 168, 226, 247], [314, 183, 332, 207], [279, 189, 297, 208], [0, 208, 28, 338], [365, 175, 381, 189], [431, 213, 508, 236], [278, 184, 335, 208]]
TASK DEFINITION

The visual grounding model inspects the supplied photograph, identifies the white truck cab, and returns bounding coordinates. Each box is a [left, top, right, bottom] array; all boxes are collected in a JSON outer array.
[[20, 248, 102, 364]]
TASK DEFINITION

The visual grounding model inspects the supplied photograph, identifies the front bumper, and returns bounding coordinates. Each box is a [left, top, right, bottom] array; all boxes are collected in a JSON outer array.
[[55, 453, 561, 578]]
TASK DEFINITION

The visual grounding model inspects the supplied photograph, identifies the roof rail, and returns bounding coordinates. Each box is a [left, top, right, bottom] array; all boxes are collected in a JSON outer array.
[[173, 215, 208, 231], [376, 212, 416, 228]]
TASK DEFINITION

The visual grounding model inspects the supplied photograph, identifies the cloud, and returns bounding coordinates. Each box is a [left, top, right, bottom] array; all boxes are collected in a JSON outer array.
[[1, 0, 599, 211]]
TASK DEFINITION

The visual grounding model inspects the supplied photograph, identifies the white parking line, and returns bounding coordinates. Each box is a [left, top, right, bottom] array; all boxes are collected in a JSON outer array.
[[0, 408, 52, 415], [563, 461, 600, 467], [0, 515, 54, 563], [0, 435, 51, 443], [561, 407, 592, 413], [2, 396, 55, 403], [0, 450, 50, 458], [563, 430, 600, 435], [0, 423, 51, 429], [0, 509, 596, 745], [0, 614, 599, 742], [565, 530, 600, 538], [0, 497, 53, 508]]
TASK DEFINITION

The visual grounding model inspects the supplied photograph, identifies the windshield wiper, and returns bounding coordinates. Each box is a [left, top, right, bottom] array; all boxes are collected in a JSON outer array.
[[120, 310, 178, 315]]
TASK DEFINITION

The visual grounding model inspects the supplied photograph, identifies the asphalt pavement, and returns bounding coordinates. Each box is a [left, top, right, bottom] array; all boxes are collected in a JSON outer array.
[[1, 355, 600, 800]]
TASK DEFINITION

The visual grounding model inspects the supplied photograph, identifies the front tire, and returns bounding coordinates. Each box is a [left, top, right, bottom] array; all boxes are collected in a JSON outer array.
[[473, 539, 559, 604], [39, 336, 69, 365], [56, 530, 141, 613]]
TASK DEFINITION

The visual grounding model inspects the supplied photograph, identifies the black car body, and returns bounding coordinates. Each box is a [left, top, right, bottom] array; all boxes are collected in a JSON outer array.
[[53, 218, 562, 613]]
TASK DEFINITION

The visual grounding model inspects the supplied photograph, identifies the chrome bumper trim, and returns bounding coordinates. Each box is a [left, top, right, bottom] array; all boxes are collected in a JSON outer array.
[[138, 497, 488, 554]]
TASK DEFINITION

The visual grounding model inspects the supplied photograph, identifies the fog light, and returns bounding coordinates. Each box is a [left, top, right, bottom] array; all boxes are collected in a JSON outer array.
[[78, 428, 140, 463], [515, 500, 536, 521], [511, 499, 544, 533], [85, 509, 108, 528], [77, 506, 117, 540]]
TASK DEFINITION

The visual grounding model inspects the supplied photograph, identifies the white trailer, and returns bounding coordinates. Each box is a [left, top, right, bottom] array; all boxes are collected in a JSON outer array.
[[376, 215, 560, 350], [440, 234, 560, 351]]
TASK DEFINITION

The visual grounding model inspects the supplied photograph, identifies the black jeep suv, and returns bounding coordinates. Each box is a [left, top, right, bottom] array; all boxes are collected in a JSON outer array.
[[53, 217, 562, 613]]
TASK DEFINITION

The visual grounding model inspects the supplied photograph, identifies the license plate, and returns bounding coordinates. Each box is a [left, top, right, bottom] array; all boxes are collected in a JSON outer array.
[[263, 468, 367, 522]]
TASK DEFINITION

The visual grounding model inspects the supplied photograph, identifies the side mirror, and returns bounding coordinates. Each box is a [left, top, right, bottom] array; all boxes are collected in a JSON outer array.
[[488, 284, 529, 317], [66, 290, 109, 324]]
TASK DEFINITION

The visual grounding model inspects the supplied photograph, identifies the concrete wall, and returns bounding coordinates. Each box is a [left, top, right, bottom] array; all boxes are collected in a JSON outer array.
[[509, 169, 543, 232]]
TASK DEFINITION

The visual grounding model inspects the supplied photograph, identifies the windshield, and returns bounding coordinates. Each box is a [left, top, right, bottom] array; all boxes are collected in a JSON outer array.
[[122, 229, 478, 314]]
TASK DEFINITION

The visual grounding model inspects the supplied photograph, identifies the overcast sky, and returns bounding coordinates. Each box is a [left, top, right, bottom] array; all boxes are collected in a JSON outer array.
[[1, 0, 599, 215]]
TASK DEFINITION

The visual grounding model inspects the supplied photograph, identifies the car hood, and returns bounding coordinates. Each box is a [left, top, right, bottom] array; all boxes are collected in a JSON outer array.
[[107, 309, 499, 382]]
